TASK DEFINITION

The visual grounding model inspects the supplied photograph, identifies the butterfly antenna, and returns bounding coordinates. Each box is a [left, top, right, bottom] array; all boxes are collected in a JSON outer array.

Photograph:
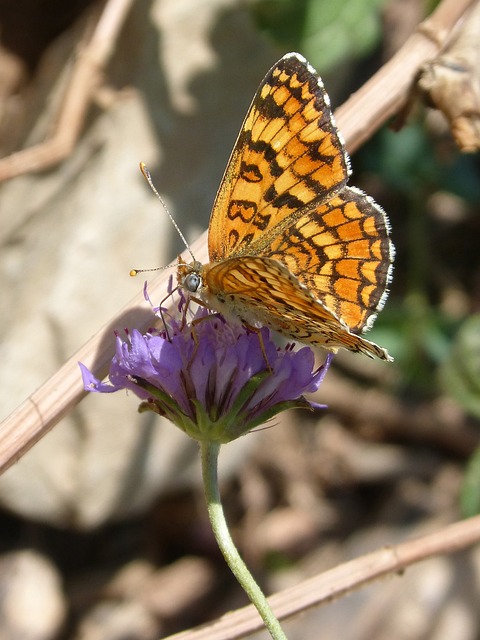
[[140, 162, 196, 263]]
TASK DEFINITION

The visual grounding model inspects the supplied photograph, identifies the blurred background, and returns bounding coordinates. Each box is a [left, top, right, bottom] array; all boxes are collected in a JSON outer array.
[[0, 0, 479, 638]]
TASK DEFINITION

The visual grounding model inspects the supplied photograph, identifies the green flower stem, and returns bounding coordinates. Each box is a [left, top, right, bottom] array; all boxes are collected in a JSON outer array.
[[200, 440, 288, 640]]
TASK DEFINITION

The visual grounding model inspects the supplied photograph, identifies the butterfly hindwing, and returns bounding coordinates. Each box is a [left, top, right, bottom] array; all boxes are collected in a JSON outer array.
[[263, 187, 394, 332], [204, 256, 390, 360]]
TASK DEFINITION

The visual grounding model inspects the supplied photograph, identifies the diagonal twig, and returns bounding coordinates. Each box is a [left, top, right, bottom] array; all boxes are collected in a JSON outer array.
[[164, 515, 480, 640]]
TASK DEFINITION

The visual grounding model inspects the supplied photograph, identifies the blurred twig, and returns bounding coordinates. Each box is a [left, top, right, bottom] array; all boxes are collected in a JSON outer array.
[[339, 0, 478, 153], [165, 515, 480, 640], [0, 0, 135, 182], [321, 370, 480, 457]]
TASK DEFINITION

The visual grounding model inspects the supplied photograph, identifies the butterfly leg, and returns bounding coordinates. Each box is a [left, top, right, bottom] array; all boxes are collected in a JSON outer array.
[[242, 322, 273, 373], [156, 285, 185, 341]]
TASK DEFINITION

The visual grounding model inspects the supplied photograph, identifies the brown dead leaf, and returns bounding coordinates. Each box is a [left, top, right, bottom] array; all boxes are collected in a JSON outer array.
[[418, 2, 480, 151]]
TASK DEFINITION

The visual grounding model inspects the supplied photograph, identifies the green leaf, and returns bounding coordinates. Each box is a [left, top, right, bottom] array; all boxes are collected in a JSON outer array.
[[302, 0, 387, 72], [250, 0, 387, 73], [461, 446, 480, 517], [440, 315, 480, 419]]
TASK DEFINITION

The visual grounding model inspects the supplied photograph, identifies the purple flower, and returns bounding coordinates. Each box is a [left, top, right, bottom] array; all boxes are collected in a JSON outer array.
[[80, 295, 331, 443]]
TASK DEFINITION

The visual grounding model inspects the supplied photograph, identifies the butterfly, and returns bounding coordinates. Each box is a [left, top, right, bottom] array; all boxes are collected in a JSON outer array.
[[177, 52, 394, 361]]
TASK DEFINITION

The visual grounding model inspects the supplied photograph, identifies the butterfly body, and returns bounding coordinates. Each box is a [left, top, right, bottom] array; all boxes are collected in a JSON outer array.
[[178, 52, 394, 361]]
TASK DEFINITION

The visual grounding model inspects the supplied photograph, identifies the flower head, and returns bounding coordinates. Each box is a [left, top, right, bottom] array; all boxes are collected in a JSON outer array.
[[80, 292, 330, 443]]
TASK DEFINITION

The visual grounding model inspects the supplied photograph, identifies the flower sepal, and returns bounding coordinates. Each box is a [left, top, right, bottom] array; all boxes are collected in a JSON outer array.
[[132, 376, 201, 436], [134, 369, 315, 443]]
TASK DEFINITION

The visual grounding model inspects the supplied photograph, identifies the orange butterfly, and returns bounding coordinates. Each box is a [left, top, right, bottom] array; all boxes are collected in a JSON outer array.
[[177, 52, 394, 361]]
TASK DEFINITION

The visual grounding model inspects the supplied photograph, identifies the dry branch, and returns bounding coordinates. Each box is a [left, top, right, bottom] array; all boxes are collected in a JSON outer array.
[[165, 515, 480, 640], [0, 0, 135, 181]]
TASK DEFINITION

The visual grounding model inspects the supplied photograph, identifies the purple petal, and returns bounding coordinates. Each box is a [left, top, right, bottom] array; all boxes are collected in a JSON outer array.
[[79, 362, 119, 393]]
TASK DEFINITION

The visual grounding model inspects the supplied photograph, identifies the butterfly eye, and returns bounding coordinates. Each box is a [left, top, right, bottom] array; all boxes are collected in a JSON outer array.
[[184, 272, 202, 293]]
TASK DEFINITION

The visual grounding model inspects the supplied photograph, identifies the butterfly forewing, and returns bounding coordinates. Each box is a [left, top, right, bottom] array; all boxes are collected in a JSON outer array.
[[208, 53, 349, 262]]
